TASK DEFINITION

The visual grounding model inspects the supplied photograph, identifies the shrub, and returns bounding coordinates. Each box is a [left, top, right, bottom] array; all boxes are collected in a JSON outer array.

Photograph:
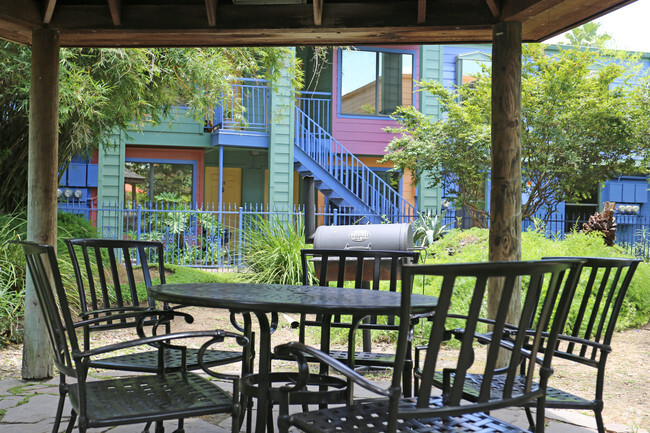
[[241, 214, 311, 285], [417, 228, 650, 335]]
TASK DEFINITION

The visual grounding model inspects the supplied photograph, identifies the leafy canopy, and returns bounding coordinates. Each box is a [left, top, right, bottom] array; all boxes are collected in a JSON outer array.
[[384, 44, 650, 224], [0, 43, 302, 213]]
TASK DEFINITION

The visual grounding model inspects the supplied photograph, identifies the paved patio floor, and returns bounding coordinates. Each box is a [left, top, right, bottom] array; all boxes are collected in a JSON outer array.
[[0, 369, 624, 433]]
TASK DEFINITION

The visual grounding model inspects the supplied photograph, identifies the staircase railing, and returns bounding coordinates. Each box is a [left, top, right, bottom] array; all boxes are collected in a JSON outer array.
[[295, 105, 416, 220]]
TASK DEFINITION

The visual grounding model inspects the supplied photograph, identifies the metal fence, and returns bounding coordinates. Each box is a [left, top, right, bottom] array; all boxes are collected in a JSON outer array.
[[58, 200, 419, 269], [441, 212, 650, 260], [59, 200, 650, 268]]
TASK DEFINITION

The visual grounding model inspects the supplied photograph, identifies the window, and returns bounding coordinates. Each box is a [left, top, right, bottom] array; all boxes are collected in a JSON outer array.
[[564, 187, 600, 232], [125, 161, 194, 205], [456, 51, 491, 86], [340, 49, 414, 116]]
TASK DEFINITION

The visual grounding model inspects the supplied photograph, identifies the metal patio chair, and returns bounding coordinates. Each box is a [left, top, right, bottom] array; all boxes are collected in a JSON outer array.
[[291, 248, 420, 396], [275, 259, 585, 433], [417, 256, 637, 433], [65, 238, 252, 374], [18, 241, 247, 433]]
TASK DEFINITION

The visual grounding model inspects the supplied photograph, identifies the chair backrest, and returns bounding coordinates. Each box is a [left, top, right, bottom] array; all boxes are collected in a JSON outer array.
[[18, 241, 78, 378], [65, 238, 165, 339], [542, 256, 640, 363], [402, 259, 585, 410], [299, 249, 420, 340]]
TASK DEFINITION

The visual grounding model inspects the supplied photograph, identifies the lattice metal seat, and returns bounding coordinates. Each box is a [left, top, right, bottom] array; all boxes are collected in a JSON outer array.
[[421, 257, 640, 433], [282, 249, 420, 396], [65, 238, 250, 374], [18, 241, 247, 433], [276, 259, 586, 433]]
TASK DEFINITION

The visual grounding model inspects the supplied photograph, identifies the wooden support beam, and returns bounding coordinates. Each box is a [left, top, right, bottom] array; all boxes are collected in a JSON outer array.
[[418, 0, 426, 23], [24, 27, 60, 380], [205, 0, 217, 27], [485, 0, 501, 18], [107, 0, 122, 26], [488, 21, 522, 358], [313, 0, 322, 26], [42, 0, 56, 23]]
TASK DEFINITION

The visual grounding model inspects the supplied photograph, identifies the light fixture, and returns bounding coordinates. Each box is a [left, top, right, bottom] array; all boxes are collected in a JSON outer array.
[[64, 189, 73, 198], [57, 188, 62, 198], [73, 189, 83, 199], [441, 200, 450, 209], [233, 0, 305, 4]]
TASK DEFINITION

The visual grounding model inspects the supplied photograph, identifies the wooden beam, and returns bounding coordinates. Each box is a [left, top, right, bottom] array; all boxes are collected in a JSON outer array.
[[57, 26, 497, 47], [24, 27, 59, 380], [418, 0, 426, 24], [205, 0, 217, 27], [313, 0, 322, 26], [485, 0, 500, 18], [42, 0, 56, 24], [107, 0, 121, 26]]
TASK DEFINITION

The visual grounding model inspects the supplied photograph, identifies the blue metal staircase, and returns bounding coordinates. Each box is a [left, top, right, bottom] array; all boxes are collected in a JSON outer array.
[[294, 106, 416, 222]]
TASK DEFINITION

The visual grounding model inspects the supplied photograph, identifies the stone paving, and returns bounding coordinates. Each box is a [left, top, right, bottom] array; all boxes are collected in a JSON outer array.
[[0, 370, 624, 433]]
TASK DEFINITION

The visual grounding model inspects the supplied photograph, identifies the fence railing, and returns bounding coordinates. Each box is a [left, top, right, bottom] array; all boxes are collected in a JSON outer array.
[[59, 200, 650, 268], [440, 212, 650, 260], [58, 200, 418, 268]]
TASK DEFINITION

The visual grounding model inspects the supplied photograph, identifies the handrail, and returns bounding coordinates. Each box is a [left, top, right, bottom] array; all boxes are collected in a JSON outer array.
[[215, 79, 269, 132], [295, 106, 416, 220]]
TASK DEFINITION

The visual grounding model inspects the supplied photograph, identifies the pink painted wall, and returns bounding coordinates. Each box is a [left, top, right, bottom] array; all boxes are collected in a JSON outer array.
[[332, 46, 420, 156]]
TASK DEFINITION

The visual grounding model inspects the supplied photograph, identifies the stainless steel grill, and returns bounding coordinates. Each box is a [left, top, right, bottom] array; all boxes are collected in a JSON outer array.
[[312, 223, 413, 251]]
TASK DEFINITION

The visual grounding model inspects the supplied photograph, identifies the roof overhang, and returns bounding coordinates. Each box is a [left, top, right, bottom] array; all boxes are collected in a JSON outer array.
[[0, 0, 637, 48]]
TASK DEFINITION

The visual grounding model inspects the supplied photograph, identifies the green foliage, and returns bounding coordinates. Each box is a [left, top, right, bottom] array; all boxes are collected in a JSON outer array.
[[562, 22, 612, 48], [384, 45, 650, 225], [412, 211, 451, 247], [415, 228, 650, 338], [242, 215, 311, 285], [0, 43, 303, 213]]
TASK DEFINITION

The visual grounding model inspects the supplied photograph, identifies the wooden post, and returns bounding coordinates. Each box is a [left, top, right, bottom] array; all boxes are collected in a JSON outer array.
[[23, 28, 60, 380], [488, 22, 522, 332]]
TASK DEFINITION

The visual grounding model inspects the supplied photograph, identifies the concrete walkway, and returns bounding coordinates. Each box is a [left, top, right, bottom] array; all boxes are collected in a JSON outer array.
[[0, 371, 617, 433]]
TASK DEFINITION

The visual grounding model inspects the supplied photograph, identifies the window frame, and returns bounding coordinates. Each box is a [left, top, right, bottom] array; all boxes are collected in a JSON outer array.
[[337, 46, 418, 119], [125, 157, 198, 205]]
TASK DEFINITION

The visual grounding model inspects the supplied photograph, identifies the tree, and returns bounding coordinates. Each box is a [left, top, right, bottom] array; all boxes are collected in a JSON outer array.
[[0, 43, 302, 213], [563, 22, 612, 48], [384, 45, 650, 225]]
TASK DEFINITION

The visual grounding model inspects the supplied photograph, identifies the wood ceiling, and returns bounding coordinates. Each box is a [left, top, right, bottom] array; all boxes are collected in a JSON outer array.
[[0, 0, 637, 47]]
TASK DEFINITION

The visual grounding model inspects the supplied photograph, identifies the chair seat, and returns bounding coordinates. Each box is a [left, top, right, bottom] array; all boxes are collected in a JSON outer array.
[[67, 372, 233, 428], [290, 396, 528, 433], [328, 350, 396, 365], [90, 347, 244, 372], [438, 372, 591, 409]]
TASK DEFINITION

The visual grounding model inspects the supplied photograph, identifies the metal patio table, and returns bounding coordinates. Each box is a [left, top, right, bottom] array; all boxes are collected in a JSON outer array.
[[149, 282, 438, 433]]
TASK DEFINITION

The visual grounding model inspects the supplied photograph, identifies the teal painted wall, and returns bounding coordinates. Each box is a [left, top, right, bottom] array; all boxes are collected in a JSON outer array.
[[268, 49, 296, 209], [418, 45, 443, 213], [97, 132, 125, 237], [127, 108, 211, 148]]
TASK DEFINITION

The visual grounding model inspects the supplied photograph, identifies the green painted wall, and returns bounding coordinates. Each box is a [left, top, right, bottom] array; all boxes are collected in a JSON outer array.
[[418, 45, 443, 213], [97, 132, 125, 237], [268, 50, 296, 209], [127, 108, 211, 148]]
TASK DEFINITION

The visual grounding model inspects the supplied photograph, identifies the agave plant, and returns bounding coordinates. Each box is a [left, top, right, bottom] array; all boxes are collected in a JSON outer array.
[[412, 211, 451, 247]]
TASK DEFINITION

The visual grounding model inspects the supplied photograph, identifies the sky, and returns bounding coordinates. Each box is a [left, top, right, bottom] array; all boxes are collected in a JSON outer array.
[[547, 1, 650, 53]]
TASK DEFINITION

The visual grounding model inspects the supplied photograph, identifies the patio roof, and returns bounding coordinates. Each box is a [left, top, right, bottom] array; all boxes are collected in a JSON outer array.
[[0, 0, 638, 47]]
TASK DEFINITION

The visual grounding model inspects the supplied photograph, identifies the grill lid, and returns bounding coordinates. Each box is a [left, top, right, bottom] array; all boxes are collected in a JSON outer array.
[[312, 223, 413, 251]]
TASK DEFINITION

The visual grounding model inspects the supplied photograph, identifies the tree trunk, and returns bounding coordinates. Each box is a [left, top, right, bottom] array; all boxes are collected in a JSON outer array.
[[489, 21, 522, 366], [23, 28, 60, 380]]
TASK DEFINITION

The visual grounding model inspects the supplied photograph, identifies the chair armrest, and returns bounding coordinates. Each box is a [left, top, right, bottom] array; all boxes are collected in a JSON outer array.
[[274, 342, 393, 398], [79, 306, 153, 319]]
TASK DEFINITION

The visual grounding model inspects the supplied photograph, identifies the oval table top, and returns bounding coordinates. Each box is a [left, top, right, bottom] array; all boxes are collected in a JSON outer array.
[[149, 282, 438, 315]]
